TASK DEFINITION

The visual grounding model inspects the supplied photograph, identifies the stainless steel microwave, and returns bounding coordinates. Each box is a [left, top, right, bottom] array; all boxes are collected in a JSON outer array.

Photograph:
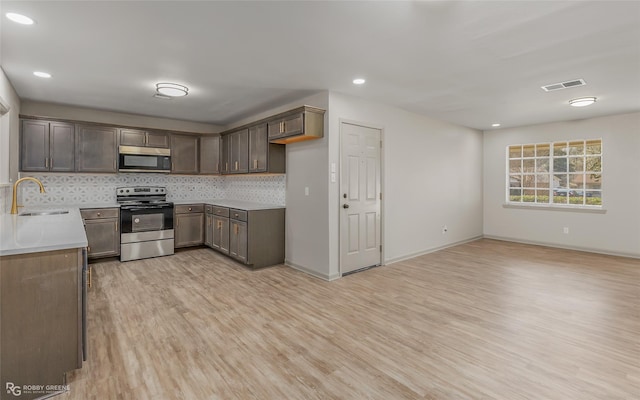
[[119, 146, 171, 173]]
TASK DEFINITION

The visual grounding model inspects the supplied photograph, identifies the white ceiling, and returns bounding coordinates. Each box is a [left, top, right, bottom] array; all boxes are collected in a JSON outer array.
[[2, 1, 639, 130]]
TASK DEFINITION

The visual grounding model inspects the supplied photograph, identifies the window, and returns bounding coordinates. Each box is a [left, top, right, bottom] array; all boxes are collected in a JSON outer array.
[[507, 139, 602, 206]]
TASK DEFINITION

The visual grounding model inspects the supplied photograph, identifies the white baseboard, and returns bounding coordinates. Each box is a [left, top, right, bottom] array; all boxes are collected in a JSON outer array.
[[384, 236, 484, 265], [285, 260, 340, 281], [483, 235, 640, 260]]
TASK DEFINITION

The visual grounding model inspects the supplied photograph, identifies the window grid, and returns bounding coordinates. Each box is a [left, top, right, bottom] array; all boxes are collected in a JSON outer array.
[[507, 139, 602, 207]]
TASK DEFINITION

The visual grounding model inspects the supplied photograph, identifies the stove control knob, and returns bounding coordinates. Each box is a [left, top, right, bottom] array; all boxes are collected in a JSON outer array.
[[126, 189, 130, 193]]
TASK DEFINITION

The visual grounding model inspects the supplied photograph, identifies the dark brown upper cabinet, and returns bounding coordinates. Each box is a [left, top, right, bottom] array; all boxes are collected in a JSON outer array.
[[199, 135, 221, 175], [249, 124, 285, 174], [20, 119, 75, 172], [170, 134, 199, 174], [75, 124, 118, 173], [267, 106, 325, 144], [120, 129, 169, 148]]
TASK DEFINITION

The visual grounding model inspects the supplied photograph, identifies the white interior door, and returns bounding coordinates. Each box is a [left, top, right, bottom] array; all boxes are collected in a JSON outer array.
[[340, 122, 381, 275]]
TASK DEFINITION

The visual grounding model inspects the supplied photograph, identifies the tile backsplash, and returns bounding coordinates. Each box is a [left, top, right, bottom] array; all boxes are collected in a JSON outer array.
[[18, 173, 285, 207]]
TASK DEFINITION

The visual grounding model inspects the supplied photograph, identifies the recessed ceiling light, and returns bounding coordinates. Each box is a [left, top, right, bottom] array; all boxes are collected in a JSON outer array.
[[492, 123, 501, 127], [352, 78, 366, 85], [33, 71, 51, 78], [156, 82, 188, 97], [569, 97, 596, 107], [6, 12, 34, 25]]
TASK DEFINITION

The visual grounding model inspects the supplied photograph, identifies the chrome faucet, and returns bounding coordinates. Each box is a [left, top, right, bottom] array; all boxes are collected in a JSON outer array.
[[10, 177, 46, 214]]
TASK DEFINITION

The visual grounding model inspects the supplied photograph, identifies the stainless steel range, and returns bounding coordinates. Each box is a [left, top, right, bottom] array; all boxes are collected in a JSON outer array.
[[117, 186, 174, 261]]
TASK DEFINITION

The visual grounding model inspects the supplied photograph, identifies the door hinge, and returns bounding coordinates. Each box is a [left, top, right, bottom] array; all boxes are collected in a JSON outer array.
[[379, 245, 382, 252], [380, 140, 382, 148], [379, 193, 382, 200]]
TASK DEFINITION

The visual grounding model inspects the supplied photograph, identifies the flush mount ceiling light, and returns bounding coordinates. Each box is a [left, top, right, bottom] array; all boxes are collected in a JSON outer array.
[[352, 78, 366, 85], [569, 97, 597, 107], [6, 12, 34, 25], [156, 83, 188, 97], [492, 123, 501, 127], [33, 71, 51, 78], [153, 93, 173, 100]]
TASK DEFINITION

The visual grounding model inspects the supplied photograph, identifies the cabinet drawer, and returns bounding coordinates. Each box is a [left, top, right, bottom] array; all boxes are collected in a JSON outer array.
[[211, 206, 229, 217], [175, 204, 204, 214], [81, 208, 119, 220], [230, 209, 247, 221]]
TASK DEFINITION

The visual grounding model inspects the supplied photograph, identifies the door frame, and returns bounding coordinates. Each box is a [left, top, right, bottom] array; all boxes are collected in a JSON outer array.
[[338, 119, 385, 277]]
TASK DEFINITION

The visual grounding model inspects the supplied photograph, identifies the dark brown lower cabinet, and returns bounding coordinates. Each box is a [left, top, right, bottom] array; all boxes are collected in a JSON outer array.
[[0, 248, 83, 400], [174, 204, 204, 248], [81, 208, 120, 259], [204, 204, 284, 268]]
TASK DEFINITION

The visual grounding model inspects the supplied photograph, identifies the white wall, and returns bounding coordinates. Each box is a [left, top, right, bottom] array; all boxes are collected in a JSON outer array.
[[483, 112, 640, 258], [0, 67, 21, 184], [20, 101, 221, 134], [328, 92, 484, 278], [0, 67, 22, 213]]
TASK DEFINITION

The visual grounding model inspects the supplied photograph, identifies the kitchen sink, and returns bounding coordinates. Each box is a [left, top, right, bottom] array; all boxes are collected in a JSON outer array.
[[19, 210, 70, 216]]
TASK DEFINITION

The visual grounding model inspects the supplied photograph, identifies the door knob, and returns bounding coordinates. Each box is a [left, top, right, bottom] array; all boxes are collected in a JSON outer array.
[[343, 204, 349, 209]]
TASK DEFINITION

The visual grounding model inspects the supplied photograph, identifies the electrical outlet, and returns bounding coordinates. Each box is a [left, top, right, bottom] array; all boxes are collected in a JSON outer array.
[[563, 227, 569, 234], [442, 225, 448, 234]]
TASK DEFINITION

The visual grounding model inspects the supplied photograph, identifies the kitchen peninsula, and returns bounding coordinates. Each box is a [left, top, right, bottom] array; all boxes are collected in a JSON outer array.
[[0, 208, 88, 400]]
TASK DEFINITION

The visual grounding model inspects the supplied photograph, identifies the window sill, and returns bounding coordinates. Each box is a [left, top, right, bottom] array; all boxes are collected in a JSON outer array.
[[503, 203, 607, 214]]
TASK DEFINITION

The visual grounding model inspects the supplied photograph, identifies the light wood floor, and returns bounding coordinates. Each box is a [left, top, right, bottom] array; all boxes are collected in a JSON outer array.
[[60, 239, 640, 400]]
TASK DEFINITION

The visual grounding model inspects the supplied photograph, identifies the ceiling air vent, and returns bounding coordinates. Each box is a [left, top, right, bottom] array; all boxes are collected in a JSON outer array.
[[541, 79, 586, 92]]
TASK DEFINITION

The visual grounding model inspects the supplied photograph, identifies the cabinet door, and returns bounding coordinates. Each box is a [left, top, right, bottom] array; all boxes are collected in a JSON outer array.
[[229, 220, 248, 263], [20, 119, 49, 172], [283, 113, 304, 136], [119, 129, 146, 146], [84, 218, 120, 258], [204, 214, 213, 247], [171, 134, 199, 174], [212, 216, 230, 254], [146, 132, 169, 148], [175, 213, 204, 247], [229, 129, 249, 174], [267, 113, 304, 139], [221, 135, 230, 174], [49, 122, 75, 172], [249, 124, 268, 173], [76, 125, 118, 173], [200, 136, 221, 174]]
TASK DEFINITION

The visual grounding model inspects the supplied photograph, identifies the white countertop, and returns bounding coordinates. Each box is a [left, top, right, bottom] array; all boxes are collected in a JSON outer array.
[[173, 199, 285, 210], [0, 207, 88, 256]]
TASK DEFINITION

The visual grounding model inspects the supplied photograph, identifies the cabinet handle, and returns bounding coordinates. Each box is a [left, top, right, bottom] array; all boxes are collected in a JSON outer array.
[[88, 267, 92, 288], [87, 246, 91, 253], [235, 161, 239, 171], [234, 224, 238, 234], [188, 207, 192, 211], [254, 159, 258, 169], [216, 162, 219, 173], [45, 157, 49, 168], [115, 222, 118, 232], [97, 212, 101, 217], [225, 162, 228, 171]]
